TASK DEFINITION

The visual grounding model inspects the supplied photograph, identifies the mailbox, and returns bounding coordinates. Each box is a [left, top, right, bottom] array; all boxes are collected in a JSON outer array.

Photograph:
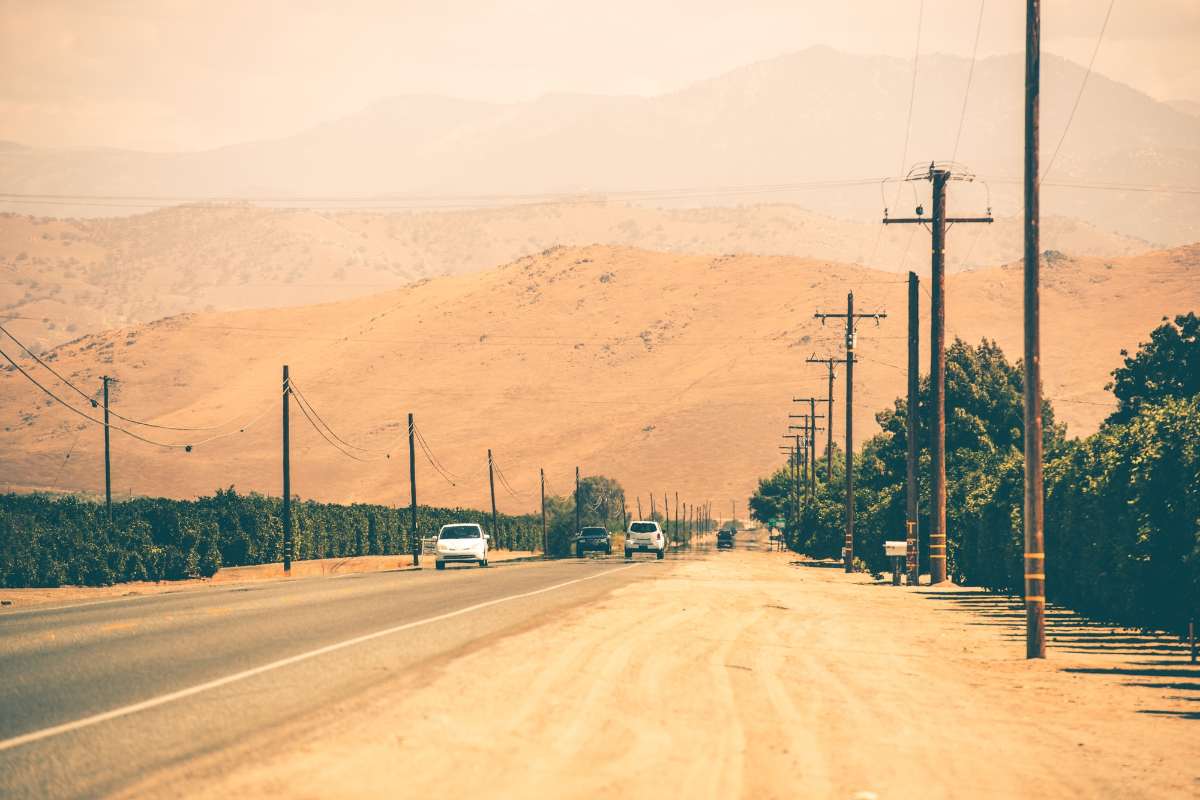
[[884, 540, 907, 558]]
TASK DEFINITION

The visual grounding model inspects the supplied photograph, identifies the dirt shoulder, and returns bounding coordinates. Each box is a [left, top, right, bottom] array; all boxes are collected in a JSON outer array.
[[144, 539, 1200, 798], [0, 550, 541, 610]]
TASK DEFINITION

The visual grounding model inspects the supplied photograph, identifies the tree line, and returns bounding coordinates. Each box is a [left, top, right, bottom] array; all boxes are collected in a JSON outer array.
[[0, 487, 545, 587], [750, 313, 1200, 633]]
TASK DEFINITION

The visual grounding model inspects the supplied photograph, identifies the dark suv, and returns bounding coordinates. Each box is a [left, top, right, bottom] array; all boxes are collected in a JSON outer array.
[[717, 530, 735, 549], [574, 526, 612, 557]]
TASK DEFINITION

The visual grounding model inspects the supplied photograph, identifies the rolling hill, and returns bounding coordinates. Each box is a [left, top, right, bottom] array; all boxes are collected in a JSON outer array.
[[0, 203, 1149, 352], [2, 242, 1196, 515], [1, 48, 1197, 245]]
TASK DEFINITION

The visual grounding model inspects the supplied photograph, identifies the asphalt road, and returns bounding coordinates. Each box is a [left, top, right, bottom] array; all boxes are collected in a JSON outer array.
[[0, 549, 697, 799]]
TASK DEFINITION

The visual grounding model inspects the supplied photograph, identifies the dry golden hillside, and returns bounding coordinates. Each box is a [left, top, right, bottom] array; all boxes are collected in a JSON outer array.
[[1, 244, 1196, 515], [0, 203, 1149, 352]]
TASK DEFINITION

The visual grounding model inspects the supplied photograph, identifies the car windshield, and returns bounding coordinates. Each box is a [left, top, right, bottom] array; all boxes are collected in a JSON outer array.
[[440, 525, 481, 539], [581, 528, 606, 536], [630, 522, 657, 533]]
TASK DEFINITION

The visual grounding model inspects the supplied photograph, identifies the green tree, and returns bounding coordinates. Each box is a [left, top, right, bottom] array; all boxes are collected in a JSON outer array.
[[1107, 312, 1200, 424]]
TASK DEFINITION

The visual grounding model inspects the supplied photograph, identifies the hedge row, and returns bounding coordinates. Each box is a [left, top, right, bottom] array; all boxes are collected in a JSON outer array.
[[753, 337, 1200, 633], [0, 487, 542, 588]]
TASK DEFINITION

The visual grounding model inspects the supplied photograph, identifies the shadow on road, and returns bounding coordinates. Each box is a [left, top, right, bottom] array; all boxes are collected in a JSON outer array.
[[921, 588, 1199, 720]]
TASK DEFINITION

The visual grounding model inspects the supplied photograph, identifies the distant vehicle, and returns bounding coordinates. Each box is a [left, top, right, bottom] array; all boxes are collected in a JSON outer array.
[[717, 530, 734, 549], [574, 526, 612, 557], [435, 523, 489, 570], [625, 520, 666, 560]]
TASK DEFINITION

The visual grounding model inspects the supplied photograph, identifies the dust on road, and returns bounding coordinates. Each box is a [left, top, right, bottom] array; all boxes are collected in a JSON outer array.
[[132, 536, 1199, 799]]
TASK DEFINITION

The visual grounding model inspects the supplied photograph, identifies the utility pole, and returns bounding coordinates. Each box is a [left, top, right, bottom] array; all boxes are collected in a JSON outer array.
[[488, 449, 498, 547], [814, 294, 887, 572], [636, 496, 643, 519], [805, 357, 844, 484], [575, 466, 581, 534], [675, 492, 680, 543], [408, 413, 419, 567], [102, 375, 112, 521], [906, 273, 920, 586], [1024, 0, 1046, 659], [540, 468, 547, 555], [884, 164, 992, 583], [282, 366, 291, 572]]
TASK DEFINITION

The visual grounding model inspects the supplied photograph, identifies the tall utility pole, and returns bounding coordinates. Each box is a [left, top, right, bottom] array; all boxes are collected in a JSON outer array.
[[815, 294, 888, 572], [884, 164, 992, 583], [575, 466, 581, 534], [102, 375, 112, 521], [792, 398, 828, 490], [281, 366, 291, 572], [1024, 0, 1046, 659], [805, 357, 844, 484], [906, 273, 920, 586], [540, 468, 547, 555], [675, 492, 680, 542], [408, 413, 419, 567], [488, 449, 498, 546]]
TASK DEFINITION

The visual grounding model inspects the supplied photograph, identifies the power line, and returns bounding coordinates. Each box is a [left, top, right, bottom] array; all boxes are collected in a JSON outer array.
[[292, 393, 373, 462], [0, 321, 269, 433], [0, 177, 887, 210], [1041, 0, 1118, 184], [951, 0, 987, 162], [0, 346, 187, 449], [893, 0, 926, 202]]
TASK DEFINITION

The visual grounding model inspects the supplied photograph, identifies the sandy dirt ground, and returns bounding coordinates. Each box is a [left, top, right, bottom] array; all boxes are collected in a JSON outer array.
[[140, 536, 1198, 799], [0, 550, 540, 609]]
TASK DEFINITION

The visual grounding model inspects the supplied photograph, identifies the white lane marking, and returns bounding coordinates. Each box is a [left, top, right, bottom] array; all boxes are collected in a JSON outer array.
[[0, 562, 639, 753]]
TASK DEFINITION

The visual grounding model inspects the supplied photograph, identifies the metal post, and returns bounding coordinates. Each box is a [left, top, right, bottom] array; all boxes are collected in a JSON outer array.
[[102, 376, 112, 521], [282, 366, 291, 572], [408, 412, 418, 566], [1024, 0, 1046, 659], [907, 271, 920, 586]]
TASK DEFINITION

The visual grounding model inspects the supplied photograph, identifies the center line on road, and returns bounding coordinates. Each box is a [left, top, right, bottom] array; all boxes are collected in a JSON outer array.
[[0, 562, 640, 753]]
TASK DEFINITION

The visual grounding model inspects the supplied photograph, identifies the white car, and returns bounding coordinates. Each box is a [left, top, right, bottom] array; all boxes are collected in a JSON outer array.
[[435, 523, 489, 570], [624, 520, 666, 560]]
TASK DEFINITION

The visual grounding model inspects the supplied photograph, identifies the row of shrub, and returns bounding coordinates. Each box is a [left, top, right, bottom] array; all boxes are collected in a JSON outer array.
[[0, 487, 543, 587], [751, 314, 1200, 633]]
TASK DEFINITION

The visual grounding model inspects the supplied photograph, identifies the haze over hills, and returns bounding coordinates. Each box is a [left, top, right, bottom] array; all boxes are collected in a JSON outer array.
[[0, 203, 1150, 352], [2, 242, 1196, 513], [2, 47, 1197, 246]]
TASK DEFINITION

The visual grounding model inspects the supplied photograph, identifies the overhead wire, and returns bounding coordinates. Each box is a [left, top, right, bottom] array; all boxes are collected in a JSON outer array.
[[0, 322, 272, 434], [951, 0, 987, 163], [1042, 0, 1118, 184]]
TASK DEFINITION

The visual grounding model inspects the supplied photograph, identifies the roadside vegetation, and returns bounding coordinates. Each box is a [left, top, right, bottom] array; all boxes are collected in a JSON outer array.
[[750, 313, 1200, 633], [0, 488, 544, 587]]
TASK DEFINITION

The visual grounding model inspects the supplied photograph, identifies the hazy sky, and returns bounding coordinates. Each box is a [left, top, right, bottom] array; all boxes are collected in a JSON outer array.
[[1, 0, 1197, 151]]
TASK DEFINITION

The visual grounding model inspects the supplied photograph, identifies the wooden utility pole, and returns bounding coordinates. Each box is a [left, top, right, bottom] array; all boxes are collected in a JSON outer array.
[[814, 295, 887, 572], [884, 165, 992, 583], [408, 413, 419, 566], [1024, 0, 1046, 659], [675, 492, 680, 543], [102, 376, 112, 521], [488, 449, 498, 547], [575, 466, 581, 534], [805, 358, 844, 485], [282, 366, 291, 572], [906, 272, 920, 586], [540, 468, 547, 555]]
